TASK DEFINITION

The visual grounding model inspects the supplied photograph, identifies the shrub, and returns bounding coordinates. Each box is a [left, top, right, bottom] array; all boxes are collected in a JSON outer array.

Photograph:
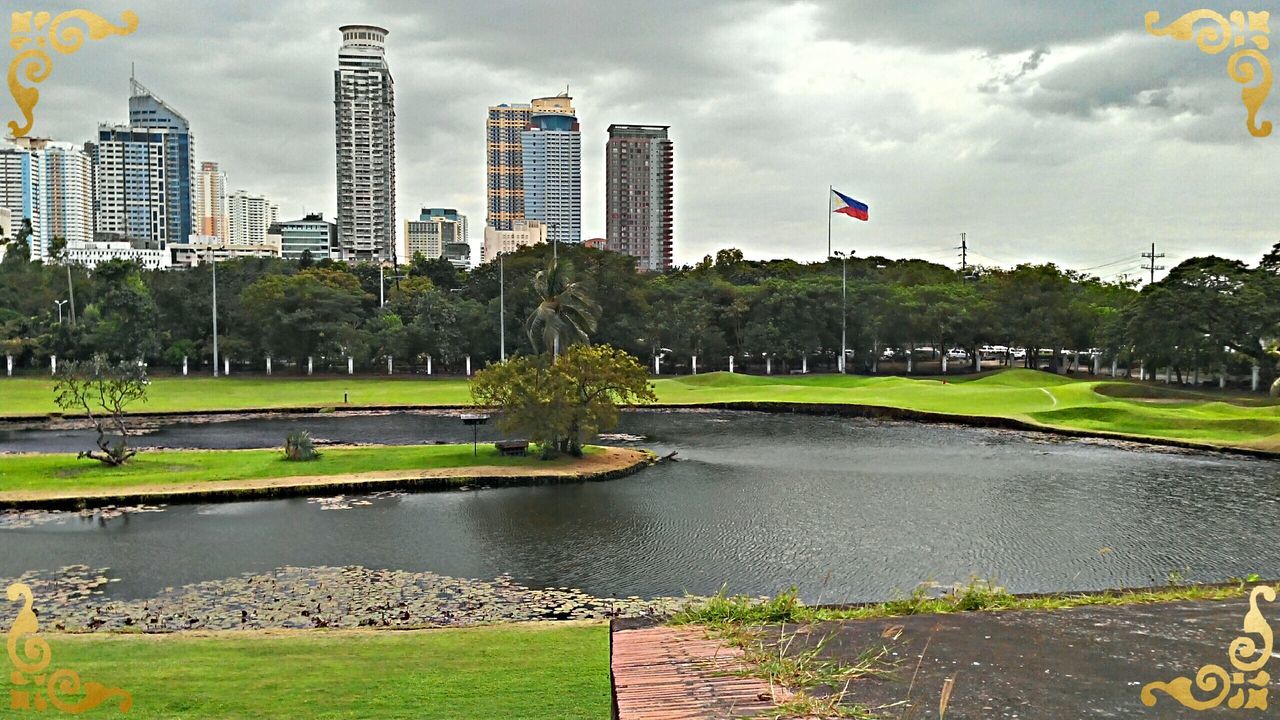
[[284, 430, 319, 461]]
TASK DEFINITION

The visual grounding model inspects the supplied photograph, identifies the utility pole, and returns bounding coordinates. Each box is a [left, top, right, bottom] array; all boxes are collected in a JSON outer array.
[[379, 264, 385, 308], [1141, 242, 1166, 284], [65, 265, 76, 326], [210, 246, 219, 377], [957, 232, 968, 273]]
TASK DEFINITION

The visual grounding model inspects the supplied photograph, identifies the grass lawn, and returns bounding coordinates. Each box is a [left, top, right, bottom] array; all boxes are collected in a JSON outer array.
[[3, 369, 1280, 451], [0, 444, 598, 495], [12, 623, 609, 719]]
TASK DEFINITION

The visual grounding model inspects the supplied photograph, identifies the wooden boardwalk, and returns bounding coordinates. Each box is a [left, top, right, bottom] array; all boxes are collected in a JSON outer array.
[[611, 625, 787, 719]]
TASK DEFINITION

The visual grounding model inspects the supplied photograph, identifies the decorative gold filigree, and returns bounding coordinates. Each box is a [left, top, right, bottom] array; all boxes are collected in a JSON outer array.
[[6, 582, 133, 714], [1146, 9, 1273, 137], [1141, 584, 1275, 710], [7, 9, 138, 138]]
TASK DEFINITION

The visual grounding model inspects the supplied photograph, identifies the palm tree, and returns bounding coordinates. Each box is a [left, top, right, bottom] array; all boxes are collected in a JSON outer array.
[[526, 258, 600, 355]]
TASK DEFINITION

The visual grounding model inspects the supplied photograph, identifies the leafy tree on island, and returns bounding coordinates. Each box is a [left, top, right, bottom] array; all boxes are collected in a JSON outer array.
[[471, 344, 655, 457], [53, 357, 149, 466]]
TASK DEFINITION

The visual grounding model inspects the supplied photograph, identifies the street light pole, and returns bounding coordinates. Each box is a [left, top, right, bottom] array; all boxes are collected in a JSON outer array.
[[499, 253, 506, 361], [834, 250, 852, 373], [380, 264, 385, 308], [210, 245, 219, 378], [54, 300, 66, 324]]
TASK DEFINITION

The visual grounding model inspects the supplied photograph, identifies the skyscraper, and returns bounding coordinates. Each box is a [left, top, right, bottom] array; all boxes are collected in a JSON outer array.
[[228, 190, 279, 246], [127, 75, 194, 242], [93, 75, 194, 246], [521, 94, 581, 245], [486, 102, 531, 231], [334, 24, 396, 263], [606, 124, 674, 272], [2, 137, 94, 262], [195, 161, 228, 243]]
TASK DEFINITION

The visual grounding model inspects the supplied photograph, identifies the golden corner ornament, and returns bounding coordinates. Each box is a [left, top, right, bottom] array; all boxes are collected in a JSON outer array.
[[7, 9, 138, 139], [6, 582, 133, 714], [1145, 9, 1273, 137], [1141, 584, 1275, 711]]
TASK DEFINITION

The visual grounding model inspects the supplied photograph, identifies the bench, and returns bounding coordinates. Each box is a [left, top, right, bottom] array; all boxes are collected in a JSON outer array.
[[495, 440, 530, 456]]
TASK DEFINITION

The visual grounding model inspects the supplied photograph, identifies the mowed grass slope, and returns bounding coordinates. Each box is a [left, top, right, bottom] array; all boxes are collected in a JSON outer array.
[[3, 369, 1280, 451], [0, 444, 595, 495], [12, 623, 609, 719]]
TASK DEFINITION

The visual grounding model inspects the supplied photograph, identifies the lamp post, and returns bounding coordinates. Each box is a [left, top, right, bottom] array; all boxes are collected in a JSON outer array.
[[53, 299, 67, 324], [379, 265, 407, 308], [209, 245, 219, 377], [833, 250, 853, 373], [499, 252, 506, 361]]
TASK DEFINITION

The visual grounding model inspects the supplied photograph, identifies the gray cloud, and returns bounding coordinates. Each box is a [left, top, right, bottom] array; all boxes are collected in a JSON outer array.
[[11, 0, 1280, 273]]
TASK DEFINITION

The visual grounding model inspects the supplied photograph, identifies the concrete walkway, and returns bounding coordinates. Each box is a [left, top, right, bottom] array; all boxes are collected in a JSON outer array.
[[769, 593, 1271, 718]]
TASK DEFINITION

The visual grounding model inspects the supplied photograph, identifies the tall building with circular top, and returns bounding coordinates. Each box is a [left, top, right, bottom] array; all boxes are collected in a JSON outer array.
[[335, 24, 396, 263]]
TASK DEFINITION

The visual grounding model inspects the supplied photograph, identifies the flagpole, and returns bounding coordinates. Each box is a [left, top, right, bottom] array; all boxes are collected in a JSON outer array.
[[827, 185, 832, 258]]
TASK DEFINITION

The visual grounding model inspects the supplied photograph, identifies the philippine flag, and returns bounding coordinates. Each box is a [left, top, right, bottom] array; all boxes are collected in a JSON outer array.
[[831, 189, 869, 221]]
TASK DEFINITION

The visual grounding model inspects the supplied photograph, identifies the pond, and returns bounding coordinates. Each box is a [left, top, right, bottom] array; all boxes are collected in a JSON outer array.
[[2, 410, 1277, 602]]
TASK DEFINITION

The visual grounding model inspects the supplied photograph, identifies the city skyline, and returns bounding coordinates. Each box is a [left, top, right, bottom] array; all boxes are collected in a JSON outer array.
[[15, 0, 1280, 277]]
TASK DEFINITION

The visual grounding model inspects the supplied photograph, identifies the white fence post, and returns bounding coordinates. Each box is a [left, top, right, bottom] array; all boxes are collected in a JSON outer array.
[[728, 355, 735, 373], [6, 355, 12, 377], [182, 355, 188, 376], [466, 355, 472, 376], [1252, 366, 1261, 392], [347, 357, 354, 375], [224, 358, 230, 376], [653, 355, 659, 375], [51, 355, 57, 375], [387, 356, 393, 375], [942, 355, 948, 374], [307, 357, 313, 376], [427, 355, 433, 376], [1220, 366, 1227, 389], [801, 355, 808, 374], [266, 356, 272, 376], [692, 355, 697, 375], [766, 357, 772, 375]]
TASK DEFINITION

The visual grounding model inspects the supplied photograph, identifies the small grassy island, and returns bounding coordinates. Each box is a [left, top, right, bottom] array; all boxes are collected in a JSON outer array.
[[0, 443, 648, 508]]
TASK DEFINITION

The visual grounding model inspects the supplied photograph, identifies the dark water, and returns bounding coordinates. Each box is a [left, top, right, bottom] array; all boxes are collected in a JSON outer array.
[[2, 410, 1278, 602]]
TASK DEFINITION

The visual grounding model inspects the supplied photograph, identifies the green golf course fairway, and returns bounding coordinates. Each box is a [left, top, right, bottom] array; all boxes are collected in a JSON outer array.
[[2, 369, 1278, 452], [10, 623, 608, 719]]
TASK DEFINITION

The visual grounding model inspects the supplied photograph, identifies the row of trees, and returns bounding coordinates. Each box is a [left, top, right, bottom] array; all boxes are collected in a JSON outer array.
[[4, 240, 1280, 385]]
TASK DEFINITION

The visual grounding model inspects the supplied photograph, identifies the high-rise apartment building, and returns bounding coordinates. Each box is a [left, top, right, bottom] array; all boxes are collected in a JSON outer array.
[[93, 75, 195, 246], [405, 207, 468, 263], [605, 124, 673, 272], [486, 102, 531, 231], [227, 190, 278, 246], [195, 161, 229, 243], [0, 137, 93, 262], [334, 24, 396, 263], [521, 95, 581, 245]]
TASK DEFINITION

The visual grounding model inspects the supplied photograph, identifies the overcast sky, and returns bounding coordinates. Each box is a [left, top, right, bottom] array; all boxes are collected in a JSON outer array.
[[18, 0, 1280, 277]]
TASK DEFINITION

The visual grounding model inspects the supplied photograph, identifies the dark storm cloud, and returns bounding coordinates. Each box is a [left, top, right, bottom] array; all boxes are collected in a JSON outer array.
[[12, 0, 1280, 271]]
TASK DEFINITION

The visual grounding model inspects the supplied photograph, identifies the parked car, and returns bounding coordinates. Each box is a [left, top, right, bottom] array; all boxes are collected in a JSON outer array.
[[1010, 347, 1027, 359], [880, 348, 898, 359], [946, 348, 969, 360]]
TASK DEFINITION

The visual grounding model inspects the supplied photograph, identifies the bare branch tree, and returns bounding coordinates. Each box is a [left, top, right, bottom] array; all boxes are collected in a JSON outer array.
[[53, 357, 149, 466]]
